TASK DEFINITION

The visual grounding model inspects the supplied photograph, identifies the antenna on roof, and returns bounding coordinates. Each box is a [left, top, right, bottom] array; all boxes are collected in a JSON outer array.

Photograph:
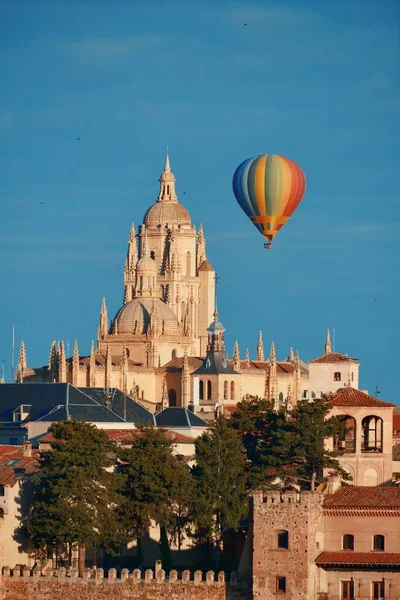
[[375, 380, 380, 395], [332, 328, 336, 352]]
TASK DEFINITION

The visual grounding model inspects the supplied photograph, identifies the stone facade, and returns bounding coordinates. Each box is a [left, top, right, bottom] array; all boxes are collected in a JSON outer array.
[[250, 491, 324, 600]]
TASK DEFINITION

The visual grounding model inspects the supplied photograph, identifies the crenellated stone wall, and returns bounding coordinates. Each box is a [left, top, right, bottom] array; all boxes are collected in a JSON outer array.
[[0, 564, 248, 600]]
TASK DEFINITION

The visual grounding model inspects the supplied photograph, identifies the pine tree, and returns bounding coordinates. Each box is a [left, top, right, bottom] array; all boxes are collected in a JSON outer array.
[[288, 397, 350, 490], [230, 395, 294, 488], [118, 426, 193, 569], [191, 417, 248, 556], [24, 421, 123, 575]]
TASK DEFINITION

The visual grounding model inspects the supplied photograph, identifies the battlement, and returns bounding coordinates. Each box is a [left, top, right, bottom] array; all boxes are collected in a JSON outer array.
[[0, 563, 231, 585], [251, 490, 324, 507]]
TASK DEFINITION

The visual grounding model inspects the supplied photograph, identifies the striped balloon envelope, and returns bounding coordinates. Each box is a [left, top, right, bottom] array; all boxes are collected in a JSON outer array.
[[232, 154, 306, 248]]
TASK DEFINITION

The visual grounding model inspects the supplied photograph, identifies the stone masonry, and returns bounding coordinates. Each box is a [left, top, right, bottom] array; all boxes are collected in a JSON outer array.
[[251, 490, 324, 600], [0, 565, 247, 600]]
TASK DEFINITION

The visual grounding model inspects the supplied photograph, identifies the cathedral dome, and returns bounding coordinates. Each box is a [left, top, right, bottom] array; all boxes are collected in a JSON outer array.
[[144, 201, 191, 228], [114, 298, 180, 336]]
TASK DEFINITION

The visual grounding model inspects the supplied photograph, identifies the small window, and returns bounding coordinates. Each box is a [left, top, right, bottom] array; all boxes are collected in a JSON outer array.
[[343, 534, 354, 550], [373, 534, 385, 551], [279, 392, 284, 403], [224, 381, 228, 400], [207, 380, 212, 400], [334, 372, 341, 381], [277, 530, 289, 549], [150, 250, 155, 260], [351, 372, 354, 381], [230, 381, 235, 400], [276, 576, 286, 593], [6, 459, 19, 466], [0, 485, 4, 496], [199, 380, 204, 401]]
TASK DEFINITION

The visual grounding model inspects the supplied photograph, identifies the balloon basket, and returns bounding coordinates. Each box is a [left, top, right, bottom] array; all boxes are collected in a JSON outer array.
[[264, 242, 273, 249]]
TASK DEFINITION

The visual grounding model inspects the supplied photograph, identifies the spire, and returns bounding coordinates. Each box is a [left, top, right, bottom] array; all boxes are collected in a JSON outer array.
[[120, 345, 128, 394], [105, 344, 112, 389], [295, 351, 301, 379], [17, 340, 27, 382], [48, 341, 57, 380], [58, 341, 67, 382], [256, 330, 265, 361], [196, 223, 207, 269], [161, 377, 169, 409], [325, 328, 332, 355], [124, 223, 137, 303], [288, 347, 294, 361], [72, 340, 79, 386], [269, 341, 276, 364], [157, 151, 177, 202], [142, 225, 149, 259], [233, 340, 241, 372], [182, 351, 190, 407], [89, 340, 96, 387], [245, 348, 250, 368], [98, 298, 108, 339]]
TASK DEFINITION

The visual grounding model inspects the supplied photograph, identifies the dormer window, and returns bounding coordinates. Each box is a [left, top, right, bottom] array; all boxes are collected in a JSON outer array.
[[12, 405, 31, 422]]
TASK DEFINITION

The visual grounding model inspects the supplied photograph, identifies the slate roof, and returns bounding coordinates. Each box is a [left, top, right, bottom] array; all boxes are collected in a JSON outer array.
[[329, 387, 395, 408], [310, 352, 358, 364], [0, 383, 155, 425], [155, 408, 210, 428], [324, 486, 400, 508], [316, 551, 400, 566], [193, 352, 238, 376], [0, 445, 39, 486]]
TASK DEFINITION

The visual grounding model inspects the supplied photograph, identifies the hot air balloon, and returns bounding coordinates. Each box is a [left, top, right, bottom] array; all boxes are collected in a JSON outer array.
[[232, 154, 306, 248]]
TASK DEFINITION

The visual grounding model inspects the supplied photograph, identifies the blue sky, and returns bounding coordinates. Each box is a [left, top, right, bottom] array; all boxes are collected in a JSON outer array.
[[0, 0, 399, 402]]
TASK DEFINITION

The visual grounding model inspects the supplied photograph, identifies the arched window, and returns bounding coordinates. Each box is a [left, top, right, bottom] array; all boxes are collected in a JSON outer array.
[[311, 391, 316, 399], [277, 530, 289, 549], [224, 381, 228, 400], [207, 380, 212, 400], [279, 392, 284, 403], [171, 349, 177, 359], [141, 390, 144, 399], [150, 250, 155, 260], [334, 415, 356, 454], [373, 535, 385, 551], [230, 381, 235, 400], [186, 251, 191, 276], [168, 389, 177, 407], [199, 380, 204, 401], [362, 416, 383, 452], [343, 534, 354, 550]]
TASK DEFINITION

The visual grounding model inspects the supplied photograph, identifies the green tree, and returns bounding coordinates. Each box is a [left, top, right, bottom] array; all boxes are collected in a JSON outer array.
[[191, 416, 248, 559], [230, 396, 294, 489], [23, 420, 123, 575], [289, 397, 350, 490], [118, 426, 193, 570]]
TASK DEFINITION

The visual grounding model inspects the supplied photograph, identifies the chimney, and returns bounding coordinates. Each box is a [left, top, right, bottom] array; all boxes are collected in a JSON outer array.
[[23, 442, 32, 458]]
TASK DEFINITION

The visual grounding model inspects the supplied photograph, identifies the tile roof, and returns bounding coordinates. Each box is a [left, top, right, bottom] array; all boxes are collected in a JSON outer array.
[[0, 445, 39, 486], [393, 410, 400, 434], [40, 429, 194, 445], [324, 486, 400, 508], [163, 357, 203, 372], [310, 352, 358, 364], [329, 387, 395, 408], [316, 551, 400, 566]]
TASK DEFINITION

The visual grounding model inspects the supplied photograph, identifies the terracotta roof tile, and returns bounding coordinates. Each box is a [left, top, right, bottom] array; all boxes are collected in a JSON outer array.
[[163, 357, 203, 372], [393, 412, 400, 434], [324, 486, 400, 508], [330, 387, 395, 408], [310, 352, 358, 364], [0, 445, 39, 487], [39, 429, 194, 445], [316, 551, 400, 566]]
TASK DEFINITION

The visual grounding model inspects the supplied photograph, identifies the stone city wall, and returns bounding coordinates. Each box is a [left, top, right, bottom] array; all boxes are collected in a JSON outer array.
[[0, 565, 248, 600]]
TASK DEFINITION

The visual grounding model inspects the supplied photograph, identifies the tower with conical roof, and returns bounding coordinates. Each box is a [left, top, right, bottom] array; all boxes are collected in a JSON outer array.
[[256, 331, 265, 361], [325, 329, 332, 355]]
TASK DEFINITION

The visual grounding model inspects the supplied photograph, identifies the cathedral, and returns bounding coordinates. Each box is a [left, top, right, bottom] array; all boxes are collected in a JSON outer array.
[[16, 155, 362, 418]]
